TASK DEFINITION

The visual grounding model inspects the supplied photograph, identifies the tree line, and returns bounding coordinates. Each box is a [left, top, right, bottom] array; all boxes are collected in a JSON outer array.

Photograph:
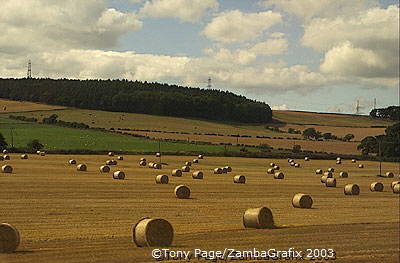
[[370, 106, 399, 121], [0, 78, 272, 123]]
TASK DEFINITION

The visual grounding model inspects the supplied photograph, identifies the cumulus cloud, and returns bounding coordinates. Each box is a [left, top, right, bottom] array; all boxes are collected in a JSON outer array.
[[139, 0, 218, 22], [202, 10, 282, 43], [272, 104, 289, 110]]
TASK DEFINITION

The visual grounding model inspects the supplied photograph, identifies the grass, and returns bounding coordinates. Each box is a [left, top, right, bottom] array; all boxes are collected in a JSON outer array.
[[0, 154, 398, 263]]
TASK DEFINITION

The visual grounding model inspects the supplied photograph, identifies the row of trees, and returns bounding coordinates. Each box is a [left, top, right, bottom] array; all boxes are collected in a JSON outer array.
[[357, 122, 399, 157], [370, 106, 399, 121], [0, 78, 272, 123], [302, 128, 354, 142], [0, 133, 43, 152]]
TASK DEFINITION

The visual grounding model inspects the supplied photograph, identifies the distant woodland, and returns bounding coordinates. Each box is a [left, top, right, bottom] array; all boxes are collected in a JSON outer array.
[[370, 106, 399, 121], [0, 78, 272, 123]]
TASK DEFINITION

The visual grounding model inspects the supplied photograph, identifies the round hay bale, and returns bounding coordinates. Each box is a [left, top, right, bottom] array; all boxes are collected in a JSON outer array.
[[323, 171, 333, 177], [339, 171, 348, 178], [174, 185, 190, 199], [336, 157, 341, 161], [385, 172, 394, 178], [133, 218, 173, 247], [273, 165, 280, 170], [106, 160, 117, 166], [292, 193, 313, 208], [325, 178, 336, 187], [221, 167, 228, 174], [155, 152, 161, 157], [99, 165, 110, 173], [20, 154, 28, 160], [3, 155, 10, 160], [140, 157, 146, 162], [225, 166, 232, 172], [0, 223, 20, 253], [290, 162, 295, 166], [36, 150, 41, 155], [155, 174, 169, 184], [315, 169, 323, 175], [171, 169, 182, 177], [153, 163, 162, 169], [327, 167, 334, 172], [185, 161, 192, 166], [181, 166, 190, 172], [391, 181, 400, 190], [393, 183, 400, 194], [351, 159, 356, 163], [344, 184, 360, 195], [294, 163, 300, 168], [213, 167, 222, 174], [288, 159, 293, 163], [139, 160, 146, 166], [243, 207, 274, 229], [370, 182, 383, 192], [69, 159, 77, 165], [269, 162, 275, 167], [108, 152, 114, 156], [113, 171, 125, 180], [2, 149, 7, 154], [192, 171, 203, 179], [192, 159, 199, 163], [304, 157, 310, 161], [76, 164, 87, 171], [198, 154, 203, 159], [274, 172, 284, 179], [336, 160, 341, 165], [148, 162, 154, 168], [358, 164, 364, 168], [117, 156, 123, 160], [233, 175, 246, 184], [1, 165, 12, 174], [320, 175, 332, 183], [39, 152, 45, 156], [267, 168, 275, 174], [0, 156, 4, 161]]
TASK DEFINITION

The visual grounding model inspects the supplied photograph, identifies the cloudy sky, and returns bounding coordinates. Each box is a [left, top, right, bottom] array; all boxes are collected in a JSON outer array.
[[0, 0, 398, 114]]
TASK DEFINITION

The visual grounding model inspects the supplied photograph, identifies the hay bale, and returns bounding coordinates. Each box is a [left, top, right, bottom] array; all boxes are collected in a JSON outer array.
[[336, 157, 341, 161], [294, 163, 300, 168], [140, 158, 146, 162], [36, 150, 41, 155], [20, 154, 28, 159], [139, 160, 146, 166], [304, 157, 310, 161], [213, 167, 222, 174], [267, 168, 275, 174], [174, 185, 190, 199], [225, 166, 232, 172], [243, 207, 274, 229], [132, 218, 173, 247], [108, 152, 114, 156], [288, 159, 293, 163], [39, 152, 45, 156], [339, 171, 348, 178], [391, 181, 400, 190], [325, 178, 337, 187], [290, 162, 295, 166], [198, 154, 203, 159], [344, 184, 360, 195], [323, 171, 333, 177], [1, 165, 12, 173], [336, 160, 341, 165], [273, 165, 279, 170], [76, 164, 87, 171], [106, 160, 117, 166], [274, 172, 284, 179], [327, 167, 334, 172], [0, 156, 3, 161], [185, 161, 192, 166], [155, 174, 169, 184], [69, 159, 76, 165], [2, 149, 7, 154], [370, 182, 383, 192], [292, 193, 313, 208], [221, 167, 228, 174], [117, 156, 123, 160], [320, 174, 332, 183], [192, 159, 199, 163], [393, 183, 400, 194], [181, 166, 190, 172], [148, 162, 154, 168], [99, 165, 110, 173], [153, 163, 162, 169], [192, 171, 203, 179], [233, 175, 246, 184], [113, 171, 125, 180], [315, 169, 323, 175], [156, 152, 161, 157], [269, 162, 275, 167], [351, 159, 356, 163], [171, 169, 182, 177], [3, 155, 10, 160], [358, 164, 364, 168], [385, 172, 394, 178], [0, 223, 20, 253]]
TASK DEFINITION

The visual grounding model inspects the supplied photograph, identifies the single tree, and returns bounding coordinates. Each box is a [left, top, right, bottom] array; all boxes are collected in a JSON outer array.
[[0, 132, 7, 150], [27, 139, 44, 152]]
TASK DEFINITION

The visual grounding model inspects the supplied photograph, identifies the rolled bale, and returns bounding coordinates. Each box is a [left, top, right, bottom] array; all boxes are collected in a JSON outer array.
[[192, 159, 199, 164], [198, 154, 203, 159], [155, 152, 161, 157], [140, 157, 146, 162], [106, 160, 117, 166], [385, 172, 394, 178], [292, 193, 313, 208], [113, 170, 125, 180], [370, 182, 383, 192], [290, 162, 295, 166], [323, 171, 333, 177], [288, 159, 293, 163], [327, 167, 334, 172], [139, 160, 146, 166], [336, 157, 341, 161], [325, 178, 337, 187], [174, 185, 190, 199], [185, 161, 192, 166], [344, 184, 360, 195], [315, 169, 323, 175], [221, 167, 228, 174], [320, 174, 333, 184], [153, 163, 162, 169], [132, 218, 173, 247], [36, 150, 41, 155], [233, 175, 246, 184], [336, 160, 341, 165], [294, 163, 300, 168], [69, 159, 77, 165], [267, 168, 275, 174], [273, 165, 280, 170], [155, 174, 169, 184], [391, 181, 400, 190], [339, 171, 349, 178], [304, 157, 310, 161], [358, 164, 364, 168], [213, 167, 222, 174], [225, 166, 232, 172], [108, 151, 114, 156], [0, 223, 20, 253], [148, 162, 154, 168], [393, 184, 400, 194], [76, 164, 87, 171], [40, 152, 45, 156], [117, 156, 124, 160], [1, 165, 12, 173], [181, 166, 190, 172], [243, 207, 274, 229], [269, 162, 275, 167], [99, 165, 110, 173], [192, 171, 203, 179], [20, 154, 28, 160], [274, 172, 284, 179], [3, 155, 10, 160], [2, 149, 7, 154], [351, 159, 356, 163], [171, 169, 182, 177]]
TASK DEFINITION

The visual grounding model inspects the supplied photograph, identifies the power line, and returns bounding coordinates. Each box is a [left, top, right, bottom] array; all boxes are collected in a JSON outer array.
[[27, 60, 32, 79]]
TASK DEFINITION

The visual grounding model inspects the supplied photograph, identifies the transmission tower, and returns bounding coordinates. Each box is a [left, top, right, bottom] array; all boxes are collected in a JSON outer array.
[[355, 100, 360, 115], [27, 60, 32, 79], [207, 77, 212, 88]]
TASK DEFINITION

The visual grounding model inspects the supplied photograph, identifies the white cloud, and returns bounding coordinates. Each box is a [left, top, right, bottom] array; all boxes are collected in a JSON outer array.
[[139, 0, 218, 22], [249, 38, 288, 56], [202, 10, 282, 43], [272, 104, 288, 110]]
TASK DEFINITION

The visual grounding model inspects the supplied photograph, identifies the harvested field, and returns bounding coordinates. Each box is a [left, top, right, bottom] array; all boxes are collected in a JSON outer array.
[[0, 98, 65, 113], [0, 154, 398, 263]]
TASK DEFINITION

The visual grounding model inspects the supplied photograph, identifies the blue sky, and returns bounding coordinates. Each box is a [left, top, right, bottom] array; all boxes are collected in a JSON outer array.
[[0, 0, 398, 114]]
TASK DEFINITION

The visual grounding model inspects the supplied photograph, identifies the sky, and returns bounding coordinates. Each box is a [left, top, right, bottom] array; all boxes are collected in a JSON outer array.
[[0, 0, 399, 114]]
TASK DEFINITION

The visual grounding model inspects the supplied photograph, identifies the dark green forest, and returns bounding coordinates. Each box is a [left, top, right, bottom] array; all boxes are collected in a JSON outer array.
[[0, 78, 272, 123], [370, 106, 399, 121]]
